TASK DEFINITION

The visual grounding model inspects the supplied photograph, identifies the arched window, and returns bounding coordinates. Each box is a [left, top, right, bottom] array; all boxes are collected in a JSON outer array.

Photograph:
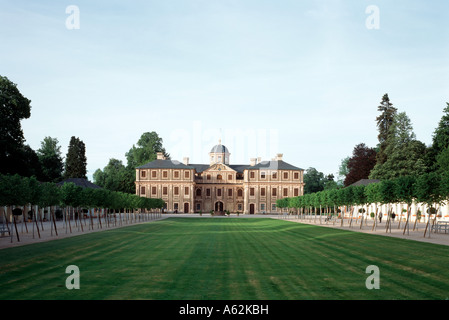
[[217, 174, 222, 180], [196, 188, 202, 196], [237, 189, 243, 197]]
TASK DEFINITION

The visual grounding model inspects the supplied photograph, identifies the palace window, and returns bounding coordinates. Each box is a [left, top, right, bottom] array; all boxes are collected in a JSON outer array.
[[196, 203, 201, 211], [260, 203, 265, 211], [294, 172, 299, 180], [217, 189, 222, 197], [283, 172, 288, 180], [163, 186, 168, 195], [206, 188, 211, 197], [250, 188, 255, 196], [250, 171, 255, 179], [283, 188, 288, 197], [207, 174, 211, 180], [174, 187, 179, 195], [163, 171, 168, 178], [217, 174, 222, 180], [272, 188, 277, 197], [260, 188, 266, 197], [140, 186, 145, 195], [272, 204, 276, 211], [260, 172, 266, 179], [174, 171, 180, 179], [237, 203, 243, 211], [196, 188, 202, 196], [228, 188, 232, 197], [152, 186, 157, 195], [152, 171, 157, 178], [141, 170, 146, 178], [185, 187, 189, 196], [228, 174, 232, 180], [184, 171, 190, 179], [272, 171, 277, 179], [237, 189, 243, 197], [294, 188, 299, 197]]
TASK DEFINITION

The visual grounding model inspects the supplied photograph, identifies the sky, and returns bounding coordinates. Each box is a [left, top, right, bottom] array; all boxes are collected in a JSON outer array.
[[1, 0, 449, 181]]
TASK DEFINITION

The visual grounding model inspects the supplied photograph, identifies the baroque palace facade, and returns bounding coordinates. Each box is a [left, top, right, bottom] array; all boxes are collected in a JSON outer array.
[[135, 141, 304, 214]]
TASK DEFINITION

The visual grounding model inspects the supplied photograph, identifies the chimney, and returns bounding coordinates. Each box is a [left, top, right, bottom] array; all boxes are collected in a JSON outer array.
[[276, 153, 283, 161], [183, 157, 189, 165], [250, 158, 257, 166], [157, 152, 165, 160]]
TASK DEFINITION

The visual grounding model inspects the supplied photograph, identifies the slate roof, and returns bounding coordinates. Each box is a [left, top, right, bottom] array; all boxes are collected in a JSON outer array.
[[210, 144, 229, 153], [137, 159, 302, 173], [348, 179, 380, 186], [136, 159, 195, 170], [57, 178, 101, 189], [250, 160, 303, 171]]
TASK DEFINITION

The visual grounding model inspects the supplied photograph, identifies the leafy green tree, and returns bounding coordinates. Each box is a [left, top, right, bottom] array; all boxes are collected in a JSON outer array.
[[323, 174, 339, 190], [0, 76, 32, 175], [126, 132, 170, 169], [436, 146, 449, 173], [393, 175, 417, 233], [64, 136, 87, 179], [337, 157, 350, 186], [60, 182, 83, 208], [16, 144, 43, 179], [303, 167, 325, 194], [370, 112, 427, 179], [415, 172, 444, 236], [38, 182, 61, 208], [427, 103, 449, 172], [93, 158, 134, 193], [37, 137, 64, 182]]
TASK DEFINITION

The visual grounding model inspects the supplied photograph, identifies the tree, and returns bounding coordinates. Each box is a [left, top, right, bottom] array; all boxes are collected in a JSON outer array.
[[303, 167, 325, 194], [344, 143, 377, 186], [126, 132, 170, 169], [64, 136, 87, 179], [415, 172, 444, 237], [375, 93, 397, 165], [93, 158, 134, 193], [427, 102, 449, 172], [0, 76, 32, 175], [323, 174, 339, 190], [370, 112, 427, 179], [436, 146, 449, 173], [37, 137, 64, 182], [337, 157, 350, 186], [16, 144, 43, 179]]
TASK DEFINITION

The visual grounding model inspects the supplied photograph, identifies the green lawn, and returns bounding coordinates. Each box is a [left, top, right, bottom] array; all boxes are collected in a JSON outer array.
[[0, 217, 448, 300]]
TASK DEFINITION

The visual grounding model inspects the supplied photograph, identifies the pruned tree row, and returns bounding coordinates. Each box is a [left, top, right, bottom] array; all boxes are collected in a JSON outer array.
[[277, 171, 449, 237], [0, 173, 165, 242]]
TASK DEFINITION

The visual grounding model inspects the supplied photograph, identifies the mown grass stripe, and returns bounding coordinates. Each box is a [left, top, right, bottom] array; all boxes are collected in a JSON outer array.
[[1, 218, 449, 300]]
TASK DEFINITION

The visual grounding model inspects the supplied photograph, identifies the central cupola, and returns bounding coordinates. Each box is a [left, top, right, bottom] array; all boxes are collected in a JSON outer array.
[[209, 139, 230, 165]]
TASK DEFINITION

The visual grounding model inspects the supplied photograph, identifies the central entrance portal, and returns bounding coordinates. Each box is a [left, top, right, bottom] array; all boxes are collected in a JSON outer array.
[[215, 201, 224, 213]]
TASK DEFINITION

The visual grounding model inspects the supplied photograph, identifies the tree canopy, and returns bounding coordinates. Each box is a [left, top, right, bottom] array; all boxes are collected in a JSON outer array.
[[126, 131, 170, 169], [0, 76, 32, 175], [64, 136, 87, 179], [344, 143, 377, 186], [370, 112, 427, 180], [37, 136, 64, 182]]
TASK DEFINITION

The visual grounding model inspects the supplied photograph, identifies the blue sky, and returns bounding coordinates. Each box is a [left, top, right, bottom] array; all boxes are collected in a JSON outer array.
[[1, 0, 448, 180]]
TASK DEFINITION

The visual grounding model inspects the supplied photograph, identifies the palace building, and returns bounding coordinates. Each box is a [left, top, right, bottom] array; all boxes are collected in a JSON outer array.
[[135, 141, 304, 214]]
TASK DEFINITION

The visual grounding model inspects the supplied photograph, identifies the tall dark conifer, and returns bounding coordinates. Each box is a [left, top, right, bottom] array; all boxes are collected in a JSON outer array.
[[64, 136, 87, 179], [375, 94, 397, 165]]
